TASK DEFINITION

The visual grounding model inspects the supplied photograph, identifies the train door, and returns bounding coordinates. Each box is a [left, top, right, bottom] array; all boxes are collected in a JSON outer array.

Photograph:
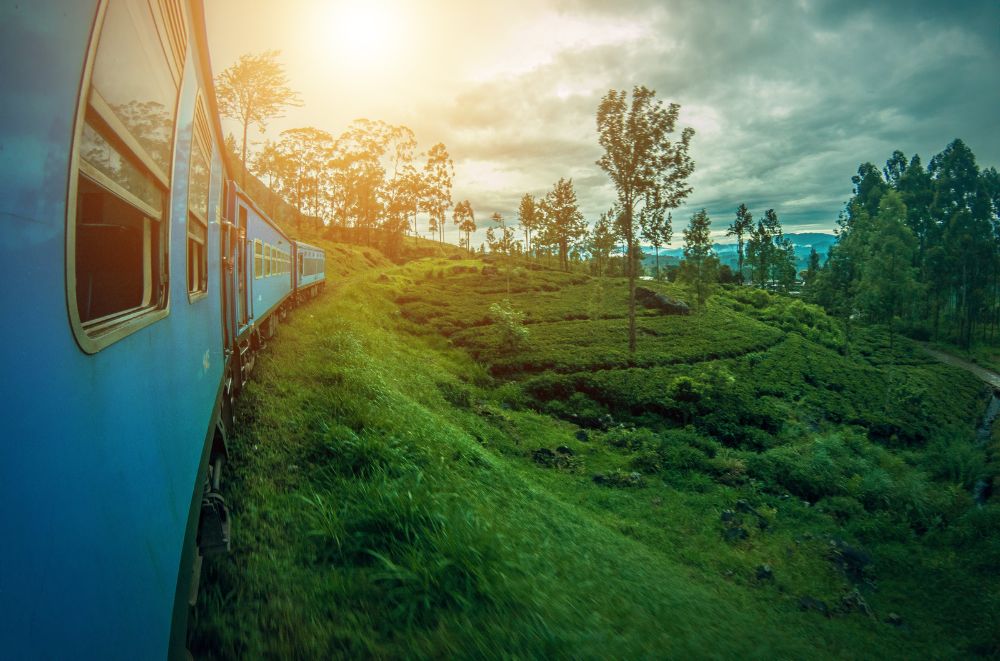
[[220, 219, 233, 352], [237, 205, 249, 329]]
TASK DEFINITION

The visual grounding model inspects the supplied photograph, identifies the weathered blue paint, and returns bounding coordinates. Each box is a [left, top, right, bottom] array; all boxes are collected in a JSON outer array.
[[0, 2, 221, 658]]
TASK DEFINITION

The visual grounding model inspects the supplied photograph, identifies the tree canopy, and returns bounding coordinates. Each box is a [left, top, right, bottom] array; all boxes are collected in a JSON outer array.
[[596, 85, 695, 352]]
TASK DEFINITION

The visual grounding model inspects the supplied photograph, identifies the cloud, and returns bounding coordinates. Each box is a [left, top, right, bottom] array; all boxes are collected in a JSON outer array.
[[209, 0, 1000, 245]]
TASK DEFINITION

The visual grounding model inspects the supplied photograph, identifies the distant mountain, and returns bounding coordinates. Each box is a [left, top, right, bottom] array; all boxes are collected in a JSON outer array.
[[643, 232, 837, 272]]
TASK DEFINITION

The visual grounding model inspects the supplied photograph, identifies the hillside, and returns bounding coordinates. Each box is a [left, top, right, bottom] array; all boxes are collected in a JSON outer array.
[[191, 246, 1000, 658]]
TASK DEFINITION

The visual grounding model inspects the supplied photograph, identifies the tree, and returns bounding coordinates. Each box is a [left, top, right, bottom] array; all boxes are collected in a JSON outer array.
[[857, 191, 921, 350], [727, 204, 753, 283], [677, 209, 718, 305], [215, 50, 301, 178], [804, 246, 822, 285], [640, 207, 672, 280], [590, 207, 621, 276], [421, 143, 454, 243], [453, 200, 476, 250], [538, 178, 587, 271], [596, 85, 695, 352], [517, 193, 541, 256]]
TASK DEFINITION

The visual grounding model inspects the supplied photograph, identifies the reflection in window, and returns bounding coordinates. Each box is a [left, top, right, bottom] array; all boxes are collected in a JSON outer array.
[[90, 0, 179, 177], [79, 120, 161, 212], [71, 0, 185, 346], [187, 99, 210, 295]]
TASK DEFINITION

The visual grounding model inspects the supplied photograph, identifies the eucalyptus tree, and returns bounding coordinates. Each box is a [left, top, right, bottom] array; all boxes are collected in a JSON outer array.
[[421, 143, 454, 243], [640, 201, 672, 280], [726, 203, 753, 283], [596, 85, 695, 352], [590, 207, 620, 276], [517, 193, 541, 256], [678, 209, 718, 305], [538, 178, 587, 272], [215, 50, 301, 177], [453, 200, 476, 249]]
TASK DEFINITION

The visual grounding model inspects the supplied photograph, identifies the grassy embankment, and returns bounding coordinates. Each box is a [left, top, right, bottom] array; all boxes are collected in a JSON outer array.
[[191, 245, 1000, 658]]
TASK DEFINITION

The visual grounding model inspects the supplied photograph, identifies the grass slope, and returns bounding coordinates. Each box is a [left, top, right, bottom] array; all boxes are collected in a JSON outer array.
[[191, 250, 1000, 658]]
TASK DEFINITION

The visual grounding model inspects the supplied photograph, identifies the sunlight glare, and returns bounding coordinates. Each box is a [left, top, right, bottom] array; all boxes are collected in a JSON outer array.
[[325, 0, 400, 68]]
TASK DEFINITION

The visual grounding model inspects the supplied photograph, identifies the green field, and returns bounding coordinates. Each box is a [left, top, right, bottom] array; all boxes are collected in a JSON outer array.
[[191, 247, 1000, 658]]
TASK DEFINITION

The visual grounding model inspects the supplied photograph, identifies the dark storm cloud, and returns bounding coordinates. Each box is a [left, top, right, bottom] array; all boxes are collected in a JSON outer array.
[[438, 0, 999, 242]]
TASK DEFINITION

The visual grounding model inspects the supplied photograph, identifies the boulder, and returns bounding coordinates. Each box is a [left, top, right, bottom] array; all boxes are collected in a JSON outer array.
[[828, 538, 872, 582], [635, 287, 691, 315], [839, 588, 874, 618]]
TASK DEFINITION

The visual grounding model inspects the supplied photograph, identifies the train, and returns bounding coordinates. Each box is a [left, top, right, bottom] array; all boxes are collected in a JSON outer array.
[[0, 1, 325, 657]]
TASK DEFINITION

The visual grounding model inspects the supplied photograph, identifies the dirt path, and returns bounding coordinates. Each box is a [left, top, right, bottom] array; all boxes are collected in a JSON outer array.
[[921, 344, 1000, 390]]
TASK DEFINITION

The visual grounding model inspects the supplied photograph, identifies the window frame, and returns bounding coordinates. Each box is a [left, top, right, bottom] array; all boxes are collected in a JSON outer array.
[[254, 239, 263, 279], [186, 94, 211, 301], [66, 0, 186, 354]]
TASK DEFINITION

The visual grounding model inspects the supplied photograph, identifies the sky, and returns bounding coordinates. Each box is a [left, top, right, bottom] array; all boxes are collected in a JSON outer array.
[[205, 0, 1000, 246]]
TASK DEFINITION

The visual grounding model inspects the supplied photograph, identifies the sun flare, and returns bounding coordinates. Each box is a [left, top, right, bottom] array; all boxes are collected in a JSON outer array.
[[324, 1, 400, 67]]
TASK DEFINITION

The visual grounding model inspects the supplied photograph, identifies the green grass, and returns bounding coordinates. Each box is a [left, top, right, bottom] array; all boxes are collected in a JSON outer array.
[[191, 252, 1000, 658]]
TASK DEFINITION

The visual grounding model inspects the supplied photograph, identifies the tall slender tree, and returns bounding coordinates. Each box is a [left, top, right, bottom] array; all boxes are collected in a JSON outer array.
[[538, 178, 587, 271], [596, 85, 695, 352], [640, 205, 672, 280], [421, 143, 454, 243], [727, 203, 753, 283], [215, 50, 301, 180], [517, 193, 541, 256], [453, 200, 476, 249], [678, 209, 719, 305]]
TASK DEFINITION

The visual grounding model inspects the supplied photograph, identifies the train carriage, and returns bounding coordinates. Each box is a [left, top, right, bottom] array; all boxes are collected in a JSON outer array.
[[294, 240, 327, 301], [0, 1, 326, 658]]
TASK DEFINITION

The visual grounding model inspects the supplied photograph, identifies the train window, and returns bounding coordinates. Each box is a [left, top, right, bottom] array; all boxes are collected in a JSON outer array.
[[187, 97, 210, 298], [254, 240, 262, 278], [69, 0, 186, 351], [265, 244, 272, 277]]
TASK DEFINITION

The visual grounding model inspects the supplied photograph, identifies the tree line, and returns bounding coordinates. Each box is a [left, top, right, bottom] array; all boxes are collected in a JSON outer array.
[[216, 51, 457, 256], [808, 139, 1000, 349]]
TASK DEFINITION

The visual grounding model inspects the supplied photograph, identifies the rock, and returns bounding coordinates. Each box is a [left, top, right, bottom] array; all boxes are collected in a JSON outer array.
[[724, 527, 748, 542], [532, 448, 556, 466], [592, 470, 644, 488], [575, 430, 589, 442], [555, 445, 574, 456], [840, 588, 874, 618], [885, 612, 903, 627], [828, 538, 872, 582], [798, 596, 830, 617], [635, 286, 691, 315], [755, 564, 774, 581]]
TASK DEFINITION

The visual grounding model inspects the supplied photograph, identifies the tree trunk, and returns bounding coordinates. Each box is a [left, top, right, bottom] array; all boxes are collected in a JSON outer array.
[[626, 208, 637, 354]]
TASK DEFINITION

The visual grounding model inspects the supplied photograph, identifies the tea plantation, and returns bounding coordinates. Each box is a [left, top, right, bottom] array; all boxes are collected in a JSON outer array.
[[192, 249, 1000, 658]]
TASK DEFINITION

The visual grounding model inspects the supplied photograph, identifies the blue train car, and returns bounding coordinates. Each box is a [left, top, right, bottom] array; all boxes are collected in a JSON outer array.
[[294, 240, 327, 300], [0, 1, 232, 657]]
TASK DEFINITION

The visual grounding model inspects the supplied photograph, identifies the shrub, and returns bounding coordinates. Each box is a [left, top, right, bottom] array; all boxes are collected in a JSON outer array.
[[488, 299, 529, 355]]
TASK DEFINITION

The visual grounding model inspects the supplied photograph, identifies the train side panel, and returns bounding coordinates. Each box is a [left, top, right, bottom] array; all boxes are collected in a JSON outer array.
[[243, 198, 293, 327], [0, 2, 226, 657], [294, 241, 326, 294]]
